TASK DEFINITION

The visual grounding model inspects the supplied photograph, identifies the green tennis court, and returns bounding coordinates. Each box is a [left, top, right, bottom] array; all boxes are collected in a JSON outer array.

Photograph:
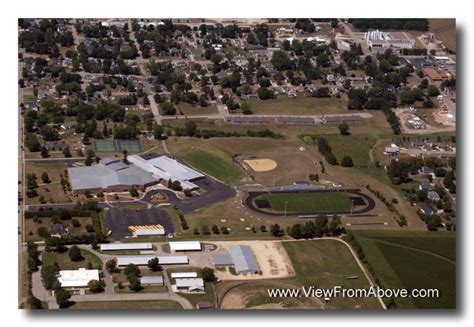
[[93, 140, 117, 152], [117, 140, 142, 153]]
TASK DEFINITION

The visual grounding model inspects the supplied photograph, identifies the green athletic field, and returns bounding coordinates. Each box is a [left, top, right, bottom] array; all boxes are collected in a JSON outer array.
[[180, 148, 242, 184], [258, 192, 352, 213]]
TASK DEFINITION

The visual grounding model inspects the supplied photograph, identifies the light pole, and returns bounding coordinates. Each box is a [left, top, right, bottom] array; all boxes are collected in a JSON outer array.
[[284, 201, 288, 217], [350, 199, 354, 215]]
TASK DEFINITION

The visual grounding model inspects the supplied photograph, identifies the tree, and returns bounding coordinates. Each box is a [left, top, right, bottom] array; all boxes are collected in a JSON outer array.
[[341, 156, 354, 167], [201, 225, 210, 235], [123, 264, 140, 278], [41, 264, 60, 290], [129, 187, 139, 197], [62, 146, 72, 158], [40, 146, 49, 158], [328, 216, 343, 236], [88, 280, 104, 293], [338, 123, 350, 135], [55, 288, 71, 308], [27, 295, 43, 309], [41, 172, 51, 184], [128, 275, 141, 291], [68, 245, 83, 262], [147, 257, 161, 272], [37, 226, 50, 239], [200, 267, 216, 282], [185, 121, 198, 136], [427, 85, 440, 97], [241, 101, 252, 114], [122, 149, 128, 164], [211, 224, 220, 234], [105, 258, 118, 273], [271, 50, 292, 71], [270, 224, 284, 237]]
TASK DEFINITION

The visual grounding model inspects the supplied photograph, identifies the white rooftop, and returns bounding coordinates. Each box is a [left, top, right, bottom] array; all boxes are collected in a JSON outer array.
[[175, 278, 204, 291], [169, 241, 202, 251], [171, 272, 198, 279], [100, 243, 153, 251], [57, 268, 100, 288]]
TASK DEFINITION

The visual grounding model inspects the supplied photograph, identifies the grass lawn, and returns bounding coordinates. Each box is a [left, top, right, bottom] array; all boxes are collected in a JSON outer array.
[[24, 162, 72, 204], [69, 300, 182, 310], [429, 18, 456, 51], [42, 249, 103, 270], [177, 102, 219, 116], [25, 216, 93, 242], [301, 134, 378, 168], [245, 94, 348, 115], [179, 148, 243, 184], [258, 192, 352, 213], [282, 239, 382, 309], [350, 230, 456, 309]]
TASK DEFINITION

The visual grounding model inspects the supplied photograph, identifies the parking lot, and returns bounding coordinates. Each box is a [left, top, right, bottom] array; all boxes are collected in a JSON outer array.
[[104, 207, 175, 239]]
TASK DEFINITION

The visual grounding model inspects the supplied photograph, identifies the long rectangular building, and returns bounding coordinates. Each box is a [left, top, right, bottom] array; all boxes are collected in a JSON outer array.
[[169, 241, 201, 252], [56, 268, 100, 288], [116, 255, 189, 266], [100, 242, 153, 251]]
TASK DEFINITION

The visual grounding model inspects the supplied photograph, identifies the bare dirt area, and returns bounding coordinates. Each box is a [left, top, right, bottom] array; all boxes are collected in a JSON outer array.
[[243, 159, 277, 172], [394, 108, 455, 135], [212, 240, 295, 280]]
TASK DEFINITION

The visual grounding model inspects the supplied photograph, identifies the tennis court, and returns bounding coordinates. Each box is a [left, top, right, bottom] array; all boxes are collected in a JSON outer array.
[[93, 139, 142, 153], [117, 140, 142, 153], [93, 140, 116, 152]]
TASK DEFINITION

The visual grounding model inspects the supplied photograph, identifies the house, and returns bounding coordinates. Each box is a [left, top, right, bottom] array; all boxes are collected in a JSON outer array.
[[51, 223, 67, 237], [23, 101, 39, 111], [420, 206, 435, 216], [412, 141, 426, 148], [174, 278, 205, 293], [427, 191, 441, 202], [116, 255, 188, 266], [61, 122, 76, 130], [384, 147, 400, 156], [419, 166, 434, 175], [419, 181, 433, 191]]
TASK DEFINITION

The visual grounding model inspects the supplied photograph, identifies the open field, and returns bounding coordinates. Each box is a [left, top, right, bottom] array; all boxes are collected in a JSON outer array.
[[257, 192, 352, 213], [180, 148, 243, 184], [429, 18, 456, 51], [177, 102, 219, 116], [24, 162, 72, 204], [42, 249, 103, 270], [244, 94, 348, 115], [350, 230, 455, 309], [282, 239, 382, 309], [69, 300, 182, 310], [302, 134, 378, 168]]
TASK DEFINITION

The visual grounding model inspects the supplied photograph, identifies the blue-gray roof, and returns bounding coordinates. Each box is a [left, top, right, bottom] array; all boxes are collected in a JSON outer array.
[[68, 163, 157, 191], [228, 245, 260, 274]]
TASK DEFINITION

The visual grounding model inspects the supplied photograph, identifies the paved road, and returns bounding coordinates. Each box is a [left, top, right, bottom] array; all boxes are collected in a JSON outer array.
[[243, 188, 376, 217]]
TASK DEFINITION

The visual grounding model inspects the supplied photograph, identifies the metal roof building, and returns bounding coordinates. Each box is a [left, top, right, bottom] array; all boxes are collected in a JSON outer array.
[[56, 268, 100, 288], [68, 158, 158, 193], [134, 228, 165, 236], [169, 241, 201, 252], [323, 115, 361, 123], [100, 242, 153, 251], [228, 245, 261, 275], [116, 255, 188, 266], [275, 116, 315, 125], [171, 272, 198, 279], [127, 155, 204, 190], [140, 276, 164, 285], [212, 252, 234, 267]]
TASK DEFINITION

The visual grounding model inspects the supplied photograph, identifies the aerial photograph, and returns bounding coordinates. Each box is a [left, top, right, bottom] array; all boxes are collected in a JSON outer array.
[[17, 18, 456, 310]]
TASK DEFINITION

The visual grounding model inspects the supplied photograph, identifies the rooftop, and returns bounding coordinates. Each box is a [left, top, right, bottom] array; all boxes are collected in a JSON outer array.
[[56, 268, 100, 288]]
